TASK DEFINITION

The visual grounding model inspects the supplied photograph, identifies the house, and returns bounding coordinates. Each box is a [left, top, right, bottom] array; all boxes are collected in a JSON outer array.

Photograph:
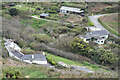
[[40, 13, 49, 18], [4, 39, 47, 65], [60, 6, 84, 15], [78, 30, 109, 44], [58, 61, 67, 67], [20, 54, 47, 64]]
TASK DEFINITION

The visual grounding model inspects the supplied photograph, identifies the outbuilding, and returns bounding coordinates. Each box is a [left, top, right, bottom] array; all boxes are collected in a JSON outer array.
[[40, 13, 49, 18], [60, 6, 84, 15]]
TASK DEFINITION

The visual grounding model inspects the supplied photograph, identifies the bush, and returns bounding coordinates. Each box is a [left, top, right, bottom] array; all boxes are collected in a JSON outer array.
[[71, 37, 90, 56], [46, 57, 57, 65], [33, 34, 53, 44], [2, 67, 22, 78], [9, 8, 19, 16]]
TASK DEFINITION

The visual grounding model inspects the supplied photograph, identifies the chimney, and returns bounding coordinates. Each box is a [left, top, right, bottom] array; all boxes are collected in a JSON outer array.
[[43, 52, 45, 55], [32, 55, 34, 59]]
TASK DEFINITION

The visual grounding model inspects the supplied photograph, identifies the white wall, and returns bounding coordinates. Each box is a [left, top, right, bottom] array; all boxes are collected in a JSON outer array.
[[32, 60, 47, 64]]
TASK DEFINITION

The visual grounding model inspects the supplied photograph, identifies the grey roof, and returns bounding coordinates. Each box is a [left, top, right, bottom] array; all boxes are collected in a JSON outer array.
[[40, 13, 49, 17], [20, 54, 46, 61], [11, 50, 23, 58], [80, 30, 109, 38]]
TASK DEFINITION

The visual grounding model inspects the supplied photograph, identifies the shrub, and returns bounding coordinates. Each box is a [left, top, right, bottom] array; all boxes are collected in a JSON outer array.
[[46, 57, 57, 65], [2, 67, 22, 78], [32, 34, 53, 44], [9, 8, 19, 16], [71, 37, 90, 56]]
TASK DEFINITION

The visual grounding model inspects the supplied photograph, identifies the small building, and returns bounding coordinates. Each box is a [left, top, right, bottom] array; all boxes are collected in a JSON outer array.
[[58, 62, 67, 67], [79, 30, 109, 44], [86, 27, 102, 32], [20, 54, 47, 64], [60, 6, 84, 15], [9, 3, 15, 7], [40, 13, 49, 18]]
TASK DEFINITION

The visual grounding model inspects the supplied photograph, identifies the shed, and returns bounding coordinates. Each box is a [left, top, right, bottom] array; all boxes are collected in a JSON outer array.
[[40, 13, 49, 18], [58, 62, 67, 67]]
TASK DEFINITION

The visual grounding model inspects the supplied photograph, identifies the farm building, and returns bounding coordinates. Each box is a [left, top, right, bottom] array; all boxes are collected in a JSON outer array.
[[40, 13, 49, 18], [60, 6, 84, 15], [79, 30, 109, 44]]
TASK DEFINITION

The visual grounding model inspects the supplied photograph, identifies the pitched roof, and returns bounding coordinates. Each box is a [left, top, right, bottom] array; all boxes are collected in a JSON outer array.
[[11, 50, 24, 58], [20, 54, 47, 61], [79, 30, 109, 38], [60, 6, 84, 13]]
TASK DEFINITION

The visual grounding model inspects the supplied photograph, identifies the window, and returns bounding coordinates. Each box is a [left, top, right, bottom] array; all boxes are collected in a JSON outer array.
[[86, 38, 90, 41]]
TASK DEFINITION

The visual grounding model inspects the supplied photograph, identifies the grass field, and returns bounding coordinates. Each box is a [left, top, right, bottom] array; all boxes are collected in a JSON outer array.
[[46, 52, 101, 70], [20, 18, 47, 29], [99, 14, 120, 37]]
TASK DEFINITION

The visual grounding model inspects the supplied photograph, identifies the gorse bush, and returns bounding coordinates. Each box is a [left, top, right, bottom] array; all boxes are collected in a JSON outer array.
[[88, 48, 118, 69], [71, 37, 90, 55], [46, 57, 57, 65]]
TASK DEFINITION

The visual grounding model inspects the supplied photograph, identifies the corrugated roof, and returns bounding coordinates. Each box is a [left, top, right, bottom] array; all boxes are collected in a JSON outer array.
[[60, 6, 84, 13]]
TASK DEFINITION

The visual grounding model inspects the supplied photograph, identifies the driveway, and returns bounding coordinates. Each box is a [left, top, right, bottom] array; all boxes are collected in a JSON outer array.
[[88, 13, 120, 39]]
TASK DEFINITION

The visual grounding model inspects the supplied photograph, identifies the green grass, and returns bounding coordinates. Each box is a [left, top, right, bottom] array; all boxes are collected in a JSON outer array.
[[46, 52, 101, 71], [86, 18, 94, 26], [16, 65, 48, 78], [10, 6, 29, 10], [46, 52, 83, 66], [20, 18, 47, 29], [98, 18, 120, 37]]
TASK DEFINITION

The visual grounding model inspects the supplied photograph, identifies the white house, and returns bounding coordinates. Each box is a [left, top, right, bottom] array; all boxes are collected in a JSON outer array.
[[20, 54, 47, 64], [4, 39, 47, 65], [60, 6, 84, 15], [79, 30, 109, 44]]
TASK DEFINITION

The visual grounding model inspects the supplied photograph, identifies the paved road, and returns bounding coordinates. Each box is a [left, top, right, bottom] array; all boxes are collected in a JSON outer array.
[[88, 13, 120, 39]]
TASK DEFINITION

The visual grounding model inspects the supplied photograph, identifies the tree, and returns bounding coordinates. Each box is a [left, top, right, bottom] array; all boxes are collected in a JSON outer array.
[[9, 8, 19, 16], [71, 37, 90, 55]]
